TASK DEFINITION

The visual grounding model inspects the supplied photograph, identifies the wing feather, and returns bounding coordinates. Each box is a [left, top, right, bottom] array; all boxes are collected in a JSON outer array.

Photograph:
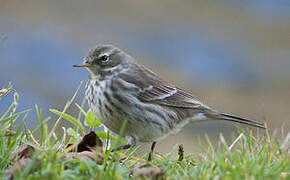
[[119, 64, 206, 109]]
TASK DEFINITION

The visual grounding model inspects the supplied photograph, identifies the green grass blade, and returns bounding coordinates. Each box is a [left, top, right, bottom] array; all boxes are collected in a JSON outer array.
[[35, 104, 44, 145], [96, 131, 126, 143], [50, 109, 85, 133], [75, 103, 87, 116], [0, 109, 31, 125], [85, 109, 102, 128]]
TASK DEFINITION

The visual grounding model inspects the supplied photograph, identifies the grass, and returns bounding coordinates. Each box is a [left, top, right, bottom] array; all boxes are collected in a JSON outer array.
[[0, 85, 289, 180]]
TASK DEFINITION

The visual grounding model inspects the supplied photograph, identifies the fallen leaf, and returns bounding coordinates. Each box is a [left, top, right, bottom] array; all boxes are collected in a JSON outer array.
[[77, 131, 103, 152], [63, 131, 104, 164], [5, 158, 40, 180], [63, 151, 104, 164], [10, 145, 35, 160], [7, 145, 39, 179], [67, 131, 103, 153], [130, 164, 165, 180]]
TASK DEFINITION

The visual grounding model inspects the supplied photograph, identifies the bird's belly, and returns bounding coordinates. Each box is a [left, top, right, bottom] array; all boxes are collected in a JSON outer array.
[[91, 101, 172, 142], [96, 106, 170, 142], [86, 79, 173, 142]]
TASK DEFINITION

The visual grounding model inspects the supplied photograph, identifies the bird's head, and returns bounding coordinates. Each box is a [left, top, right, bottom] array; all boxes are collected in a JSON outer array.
[[74, 44, 131, 77]]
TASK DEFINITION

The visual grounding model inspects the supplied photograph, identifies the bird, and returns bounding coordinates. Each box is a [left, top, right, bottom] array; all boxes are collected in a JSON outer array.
[[74, 44, 265, 160]]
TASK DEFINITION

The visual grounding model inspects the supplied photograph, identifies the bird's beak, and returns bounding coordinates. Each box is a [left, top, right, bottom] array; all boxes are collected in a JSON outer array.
[[73, 63, 91, 68]]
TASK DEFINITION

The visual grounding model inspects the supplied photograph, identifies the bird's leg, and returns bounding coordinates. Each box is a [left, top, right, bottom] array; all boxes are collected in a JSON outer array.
[[148, 142, 157, 161]]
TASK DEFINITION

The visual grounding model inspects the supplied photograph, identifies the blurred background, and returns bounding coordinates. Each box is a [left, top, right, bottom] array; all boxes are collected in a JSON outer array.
[[0, 0, 289, 154]]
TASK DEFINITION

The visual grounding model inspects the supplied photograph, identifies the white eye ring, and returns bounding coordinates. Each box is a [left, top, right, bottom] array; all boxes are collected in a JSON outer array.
[[100, 54, 109, 63]]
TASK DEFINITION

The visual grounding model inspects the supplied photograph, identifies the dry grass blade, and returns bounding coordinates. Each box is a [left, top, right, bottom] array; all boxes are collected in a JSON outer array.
[[229, 133, 244, 151]]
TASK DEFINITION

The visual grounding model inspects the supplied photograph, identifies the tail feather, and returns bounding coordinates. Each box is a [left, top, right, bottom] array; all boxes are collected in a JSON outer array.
[[206, 111, 266, 129]]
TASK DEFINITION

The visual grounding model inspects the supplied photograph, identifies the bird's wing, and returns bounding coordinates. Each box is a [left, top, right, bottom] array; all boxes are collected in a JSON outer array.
[[138, 85, 204, 109], [119, 64, 207, 109], [118, 64, 265, 129]]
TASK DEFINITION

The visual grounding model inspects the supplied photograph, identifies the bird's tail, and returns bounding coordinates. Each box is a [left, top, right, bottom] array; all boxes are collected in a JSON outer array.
[[206, 111, 266, 129]]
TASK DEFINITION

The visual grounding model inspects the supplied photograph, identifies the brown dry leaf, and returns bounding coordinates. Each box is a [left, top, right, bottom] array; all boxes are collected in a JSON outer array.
[[6, 145, 38, 179], [77, 131, 103, 152], [63, 151, 104, 164], [5, 158, 40, 180], [10, 145, 35, 160], [64, 131, 104, 164], [130, 164, 165, 180], [67, 131, 103, 153]]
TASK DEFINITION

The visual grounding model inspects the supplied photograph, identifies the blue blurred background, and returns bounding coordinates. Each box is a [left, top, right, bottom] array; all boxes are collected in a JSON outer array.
[[1, 0, 289, 153]]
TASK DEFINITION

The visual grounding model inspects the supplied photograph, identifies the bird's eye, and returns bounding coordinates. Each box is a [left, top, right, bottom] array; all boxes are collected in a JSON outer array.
[[100, 54, 109, 63]]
